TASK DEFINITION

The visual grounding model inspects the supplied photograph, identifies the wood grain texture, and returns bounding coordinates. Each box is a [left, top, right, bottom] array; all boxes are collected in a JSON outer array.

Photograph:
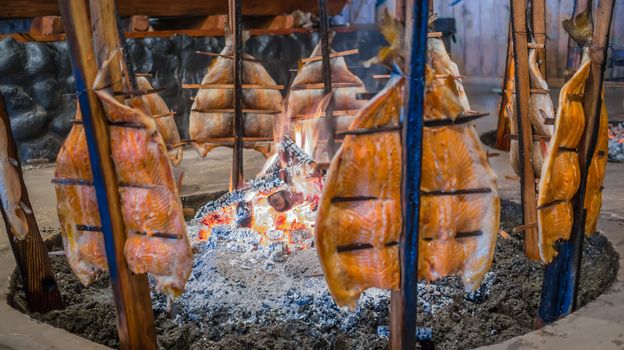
[[0, 94, 63, 313], [1, 0, 348, 17], [59, 0, 157, 348], [510, 0, 540, 261], [532, 0, 548, 78]]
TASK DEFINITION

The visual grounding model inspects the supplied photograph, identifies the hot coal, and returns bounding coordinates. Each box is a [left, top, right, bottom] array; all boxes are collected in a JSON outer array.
[[608, 122, 624, 162], [11, 200, 619, 350]]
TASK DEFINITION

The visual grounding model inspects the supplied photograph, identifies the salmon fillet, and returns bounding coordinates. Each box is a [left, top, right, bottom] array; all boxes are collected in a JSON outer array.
[[316, 64, 499, 308], [55, 55, 192, 298], [135, 76, 183, 166], [0, 116, 29, 239], [286, 38, 366, 161], [509, 48, 554, 177], [189, 33, 282, 157], [537, 59, 589, 263]]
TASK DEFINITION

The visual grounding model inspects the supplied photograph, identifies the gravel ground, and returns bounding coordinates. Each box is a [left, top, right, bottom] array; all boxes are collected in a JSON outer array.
[[10, 200, 619, 350]]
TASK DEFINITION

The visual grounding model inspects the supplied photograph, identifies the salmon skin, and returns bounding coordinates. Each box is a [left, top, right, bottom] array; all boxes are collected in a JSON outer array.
[[54, 53, 192, 298], [285, 36, 366, 162], [135, 76, 183, 166], [0, 115, 29, 239], [189, 31, 282, 158], [316, 53, 499, 308], [537, 54, 608, 263], [509, 47, 554, 178]]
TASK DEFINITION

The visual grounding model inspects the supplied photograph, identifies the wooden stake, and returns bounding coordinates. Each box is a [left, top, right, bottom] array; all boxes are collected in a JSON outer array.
[[495, 23, 514, 151], [390, 0, 428, 348], [318, 0, 336, 159], [565, 0, 591, 81], [538, 0, 616, 327], [531, 0, 547, 78], [58, 1, 157, 348], [0, 93, 63, 313], [510, 0, 539, 261], [230, 0, 244, 190]]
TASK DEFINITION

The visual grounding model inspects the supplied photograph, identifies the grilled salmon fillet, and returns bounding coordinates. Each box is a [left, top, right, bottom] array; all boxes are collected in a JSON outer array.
[[316, 64, 499, 308], [135, 76, 183, 166], [189, 32, 282, 157], [55, 54, 192, 298], [286, 37, 366, 161], [537, 59, 589, 263]]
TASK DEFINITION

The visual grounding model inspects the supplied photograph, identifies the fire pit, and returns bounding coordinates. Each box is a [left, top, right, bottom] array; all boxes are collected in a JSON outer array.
[[9, 200, 618, 350], [608, 121, 624, 162]]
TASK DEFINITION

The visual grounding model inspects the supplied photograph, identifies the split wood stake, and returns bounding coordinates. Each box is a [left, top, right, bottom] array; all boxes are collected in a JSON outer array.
[[495, 23, 513, 151], [319, 0, 336, 159], [538, 0, 616, 327], [230, 0, 244, 190], [58, 0, 157, 348], [300, 48, 359, 64], [510, 0, 540, 261], [531, 0, 547, 78], [0, 93, 63, 313], [390, 0, 428, 349]]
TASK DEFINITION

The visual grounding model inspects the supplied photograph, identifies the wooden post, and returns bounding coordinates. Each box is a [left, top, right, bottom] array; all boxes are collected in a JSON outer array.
[[537, 0, 615, 326], [0, 93, 63, 313], [510, 0, 539, 261], [319, 0, 337, 159], [495, 24, 513, 151], [565, 0, 591, 81], [390, 0, 428, 349], [230, 0, 244, 190], [531, 0, 547, 78], [58, 1, 157, 349]]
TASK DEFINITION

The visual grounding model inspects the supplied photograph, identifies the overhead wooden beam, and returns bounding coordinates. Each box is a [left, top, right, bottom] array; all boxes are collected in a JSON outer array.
[[510, 0, 540, 261], [531, 0, 547, 78], [0, 0, 348, 18], [538, 0, 616, 326], [0, 93, 64, 313], [58, 0, 157, 348], [390, 0, 428, 348]]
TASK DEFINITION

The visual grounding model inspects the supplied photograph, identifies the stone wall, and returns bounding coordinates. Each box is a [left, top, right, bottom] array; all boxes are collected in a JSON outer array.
[[0, 29, 387, 162]]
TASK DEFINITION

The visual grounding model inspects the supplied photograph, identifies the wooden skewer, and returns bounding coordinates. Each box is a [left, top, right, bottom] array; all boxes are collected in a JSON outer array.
[[194, 51, 263, 63], [504, 88, 550, 94], [299, 49, 359, 64], [434, 74, 466, 79], [152, 112, 176, 119], [511, 222, 537, 234], [182, 83, 284, 90], [527, 43, 545, 49], [292, 109, 360, 120], [190, 108, 282, 114], [427, 31, 443, 38], [290, 82, 363, 90], [373, 74, 391, 79], [508, 134, 551, 141]]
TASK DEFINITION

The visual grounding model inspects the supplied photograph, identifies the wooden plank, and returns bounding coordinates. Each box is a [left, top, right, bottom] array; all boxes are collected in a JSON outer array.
[[558, 0, 576, 79], [495, 23, 513, 151], [58, 1, 157, 349], [510, 0, 540, 261], [451, 0, 467, 75], [545, 0, 560, 82], [319, 0, 336, 159], [230, 0, 244, 190], [531, 0, 547, 78], [128, 15, 151, 32], [463, 0, 481, 76], [1, 0, 349, 17], [0, 93, 64, 313], [538, 0, 617, 327], [494, 0, 511, 76], [29, 16, 64, 35], [390, 0, 428, 348]]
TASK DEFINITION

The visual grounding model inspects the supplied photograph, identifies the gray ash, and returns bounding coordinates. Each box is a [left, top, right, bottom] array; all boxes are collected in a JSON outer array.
[[13, 200, 619, 349]]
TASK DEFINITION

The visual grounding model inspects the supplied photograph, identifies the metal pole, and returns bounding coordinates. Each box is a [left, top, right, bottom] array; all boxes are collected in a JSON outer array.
[[318, 0, 336, 158], [390, 0, 428, 348], [58, 1, 157, 348]]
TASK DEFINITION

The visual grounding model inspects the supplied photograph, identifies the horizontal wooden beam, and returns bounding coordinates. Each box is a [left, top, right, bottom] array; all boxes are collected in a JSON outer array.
[[0, 0, 348, 18], [182, 83, 284, 90]]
